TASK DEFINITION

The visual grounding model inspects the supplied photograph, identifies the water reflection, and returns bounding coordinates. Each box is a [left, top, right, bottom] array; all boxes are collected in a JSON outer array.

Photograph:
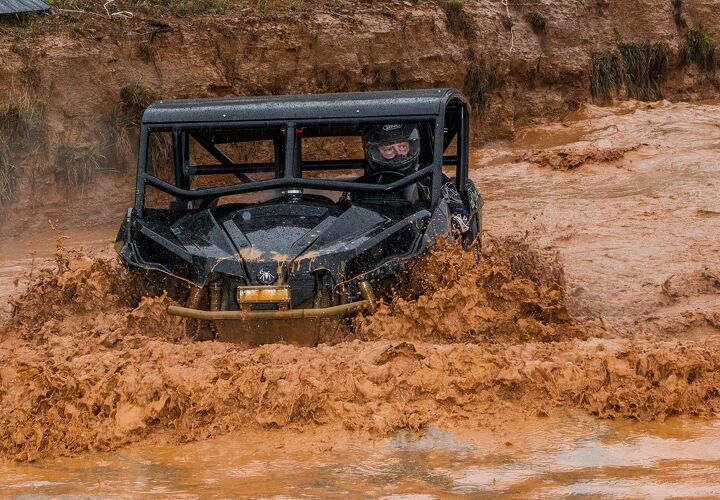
[[3, 413, 719, 498]]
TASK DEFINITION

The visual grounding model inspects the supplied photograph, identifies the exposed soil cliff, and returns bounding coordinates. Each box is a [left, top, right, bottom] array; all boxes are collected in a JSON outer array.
[[0, 0, 719, 225]]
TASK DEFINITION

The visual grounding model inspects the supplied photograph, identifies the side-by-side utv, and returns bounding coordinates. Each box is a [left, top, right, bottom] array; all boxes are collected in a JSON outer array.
[[115, 88, 481, 345]]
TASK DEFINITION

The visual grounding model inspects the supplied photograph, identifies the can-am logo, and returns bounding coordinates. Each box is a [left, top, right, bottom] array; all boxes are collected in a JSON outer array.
[[382, 124, 402, 131], [257, 268, 276, 285]]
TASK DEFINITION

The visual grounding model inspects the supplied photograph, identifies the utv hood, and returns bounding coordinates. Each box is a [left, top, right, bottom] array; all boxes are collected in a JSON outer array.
[[117, 201, 449, 287]]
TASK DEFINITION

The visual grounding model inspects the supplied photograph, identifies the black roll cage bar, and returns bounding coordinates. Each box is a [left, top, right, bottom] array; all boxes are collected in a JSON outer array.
[[134, 96, 470, 213]]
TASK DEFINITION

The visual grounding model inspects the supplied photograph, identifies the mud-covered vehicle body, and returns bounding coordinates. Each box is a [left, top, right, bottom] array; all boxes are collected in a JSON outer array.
[[116, 88, 481, 344]]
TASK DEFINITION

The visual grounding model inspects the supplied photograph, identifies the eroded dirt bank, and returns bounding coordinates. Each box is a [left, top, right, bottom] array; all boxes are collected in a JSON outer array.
[[0, 100, 719, 463], [1, 0, 719, 234]]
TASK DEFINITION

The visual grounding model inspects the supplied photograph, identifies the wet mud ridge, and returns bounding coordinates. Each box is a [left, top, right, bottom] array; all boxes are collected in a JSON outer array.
[[2, 237, 719, 462]]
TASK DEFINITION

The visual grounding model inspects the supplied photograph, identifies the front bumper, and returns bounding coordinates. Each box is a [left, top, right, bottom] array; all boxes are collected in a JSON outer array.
[[167, 300, 369, 320], [167, 300, 370, 346]]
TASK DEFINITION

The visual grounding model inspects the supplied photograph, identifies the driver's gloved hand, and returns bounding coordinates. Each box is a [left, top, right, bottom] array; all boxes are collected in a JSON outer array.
[[442, 181, 470, 234], [451, 213, 471, 234]]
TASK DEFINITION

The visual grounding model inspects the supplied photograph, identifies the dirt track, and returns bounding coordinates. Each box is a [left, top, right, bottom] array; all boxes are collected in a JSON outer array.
[[1, 100, 719, 463]]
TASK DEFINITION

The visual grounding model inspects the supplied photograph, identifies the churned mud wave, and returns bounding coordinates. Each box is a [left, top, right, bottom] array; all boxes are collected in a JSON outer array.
[[2, 236, 720, 462], [355, 237, 588, 343]]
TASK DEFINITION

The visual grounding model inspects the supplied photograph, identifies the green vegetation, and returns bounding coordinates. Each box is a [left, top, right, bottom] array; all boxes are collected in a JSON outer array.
[[616, 39, 669, 100], [591, 25, 715, 102], [0, 86, 42, 139], [442, 0, 464, 13], [0, 140, 19, 211], [134, 0, 319, 16], [680, 26, 717, 73], [55, 144, 107, 189], [591, 35, 669, 101], [117, 83, 159, 125], [0, 11, 45, 34], [524, 12, 547, 35], [142, 0, 231, 16], [45, 0, 96, 9], [441, 0, 475, 38], [463, 57, 502, 115], [0, 77, 44, 210], [108, 83, 159, 165], [590, 52, 623, 101]]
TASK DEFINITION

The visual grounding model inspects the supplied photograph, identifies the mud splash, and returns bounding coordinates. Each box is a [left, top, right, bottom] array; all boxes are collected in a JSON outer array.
[[354, 237, 590, 343], [8, 239, 184, 345], [2, 236, 720, 463], [521, 145, 638, 170]]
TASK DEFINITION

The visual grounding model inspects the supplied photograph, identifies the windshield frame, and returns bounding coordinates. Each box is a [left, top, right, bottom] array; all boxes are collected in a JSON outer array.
[[134, 108, 466, 213]]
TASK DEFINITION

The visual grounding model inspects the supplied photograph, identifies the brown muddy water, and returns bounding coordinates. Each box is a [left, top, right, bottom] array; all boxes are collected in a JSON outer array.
[[2, 413, 720, 498], [1, 100, 719, 496]]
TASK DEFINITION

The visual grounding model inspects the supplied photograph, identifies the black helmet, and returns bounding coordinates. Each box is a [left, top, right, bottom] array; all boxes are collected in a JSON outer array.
[[362, 123, 421, 175]]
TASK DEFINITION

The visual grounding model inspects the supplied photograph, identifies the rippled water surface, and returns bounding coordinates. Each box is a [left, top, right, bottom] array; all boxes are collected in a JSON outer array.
[[2, 413, 719, 498]]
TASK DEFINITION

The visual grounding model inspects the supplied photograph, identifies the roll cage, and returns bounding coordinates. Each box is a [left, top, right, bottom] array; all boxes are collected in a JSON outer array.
[[134, 88, 471, 214]]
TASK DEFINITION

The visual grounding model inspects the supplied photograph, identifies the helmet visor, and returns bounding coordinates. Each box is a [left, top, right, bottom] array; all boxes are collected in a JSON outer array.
[[364, 133, 420, 171]]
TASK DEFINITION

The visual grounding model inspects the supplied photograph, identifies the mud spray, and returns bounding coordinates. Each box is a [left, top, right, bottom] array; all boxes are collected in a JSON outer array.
[[1, 232, 718, 464]]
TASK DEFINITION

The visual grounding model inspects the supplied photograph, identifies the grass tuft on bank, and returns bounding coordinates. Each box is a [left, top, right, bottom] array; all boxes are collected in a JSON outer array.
[[680, 26, 717, 73], [108, 83, 159, 162], [440, 0, 475, 38], [0, 140, 19, 211], [54, 144, 108, 189], [0, 86, 43, 139], [591, 34, 669, 102], [464, 56, 502, 115], [616, 39, 669, 101], [590, 52, 623, 101], [118, 83, 159, 124]]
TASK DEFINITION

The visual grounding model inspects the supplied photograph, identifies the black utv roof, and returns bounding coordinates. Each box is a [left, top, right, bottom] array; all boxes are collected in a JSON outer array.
[[141, 88, 467, 125], [0, 0, 50, 14]]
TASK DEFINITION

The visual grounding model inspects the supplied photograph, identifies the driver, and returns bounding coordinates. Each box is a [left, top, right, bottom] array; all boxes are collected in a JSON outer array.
[[360, 123, 471, 234]]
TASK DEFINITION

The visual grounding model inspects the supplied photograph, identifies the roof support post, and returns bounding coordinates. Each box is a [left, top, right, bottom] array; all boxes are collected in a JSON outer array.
[[283, 123, 296, 180], [172, 129, 189, 190], [432, 118, 444, 206], [456, 103, 469, 191], [135, 126, 149, 212]]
